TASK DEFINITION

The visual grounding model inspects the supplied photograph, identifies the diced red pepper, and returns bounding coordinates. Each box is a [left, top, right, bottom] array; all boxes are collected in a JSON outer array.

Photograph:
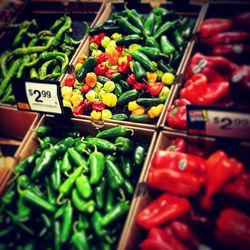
[[94, 64, 108, 76], [64, 75, 76, 87], [92, 100, 106, 112], [127, 74, 137, 86]]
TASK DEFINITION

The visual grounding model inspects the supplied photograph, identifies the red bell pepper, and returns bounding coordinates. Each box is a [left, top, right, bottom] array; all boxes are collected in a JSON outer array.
[[64, 75, 76, 87], [133, 82, 147, 91], [234, 12, 250, 31], [187, 53, 238, 82], [147, 167, 201, 196], [222, 173, 250, 203], [166, 138, 187, 152], [105, 68, 117, 78], [127, 74, 137, 86], [81, 84, 91, 94], [96, 53, 108, 64], [151, 151, 206, 176], [136, 193, 191, 230], [201, 150, 244, 210], [90, 35, 101, 45], [94, 64, 108, 76], [92, 100, 106, 111], [118, 61, 129, 74], [215, 208, 250, 249], [168, 221, 201, 249], [166, 98, 190, 130], [147, 82, 164, 96], [186, 144, 207, 158], [180, 73, 229, 105], [73, 102, 84, 116], [199, 18, 234, 39], [140, 227, 190, 250], [208, 32, 250, 45]]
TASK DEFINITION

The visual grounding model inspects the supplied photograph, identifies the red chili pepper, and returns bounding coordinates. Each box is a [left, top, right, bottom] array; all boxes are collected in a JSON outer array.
[[147, 82, 164, 96], [166, 138, 187, 152], [201, 150, 244, 210], [199, 18, 234, 39], [96, 53, 108, 64], [127, 74, 137, 86], [105, 68, 117, 78], [180, 73, 229, 105], [208, 32, 250, 45], [166, 98, 190, 130], [168, 221, 201, 249], [92, 100, 106, 111], [222, 173, 250, 203], [73, 102, 84, 116], [136, 193, 192, 230], [133, 82, 147, 91], [215, 208, 250, 249], [64, 75, 76, 87], [147, 167, 201, 196], [94, 64, 108, 76], [140, 227, 189, 250], [81, 84, 91, 94], [187, 52, 238, 82], [118, 61, 129, 74]]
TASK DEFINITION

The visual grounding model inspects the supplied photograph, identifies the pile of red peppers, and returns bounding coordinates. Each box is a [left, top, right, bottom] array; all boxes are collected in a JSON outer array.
[[166, 12, 250, 130], [136, 137, 250, 250]]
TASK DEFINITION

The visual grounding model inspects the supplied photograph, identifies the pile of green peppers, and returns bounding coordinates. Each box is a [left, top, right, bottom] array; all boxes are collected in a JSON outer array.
[[0, 125, 147, 250], [0, 16, 82, 104]]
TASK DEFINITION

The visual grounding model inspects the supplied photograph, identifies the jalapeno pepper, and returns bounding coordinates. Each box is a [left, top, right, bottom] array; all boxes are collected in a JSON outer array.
[[61, 200, 73, 243], [106, 159, 124, 190], [51, 160, 62, 190], [120, 156, 132, 178], [115, 136, 135, 153], [105, 188, 115, 213], [86, 137, 117, 153], [95, 177, 106, 210], [133, 145, 146, 166], [96, 126, 134, 139], [76, 174, 92, 199], [67, 148, 88, 172]]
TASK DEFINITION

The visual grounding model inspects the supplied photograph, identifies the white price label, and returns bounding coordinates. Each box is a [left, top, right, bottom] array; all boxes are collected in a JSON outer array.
[[25, 82, 62, 114], [206, 110, 250, 139]]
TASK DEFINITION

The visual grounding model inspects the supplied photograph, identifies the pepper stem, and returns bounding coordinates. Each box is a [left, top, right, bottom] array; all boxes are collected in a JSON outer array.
[[118, 188, 126, 202], [64, 171, 71, 177], [83, 21, 90, 36], [128, 129, 134, 136], [56, 194, 66, 205], [73, 221, 79, 233]]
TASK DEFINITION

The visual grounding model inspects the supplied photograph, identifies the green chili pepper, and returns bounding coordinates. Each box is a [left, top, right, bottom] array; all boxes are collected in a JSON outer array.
[[1, 183, 16, 206], [74, 140, 90, 155], [160, 35, 175, 55], [114, 83, 123, 97], [72, 189, 95, 214], [96, 126, 133, 139], [101, 201, 129, 226], [86, 137, 117, 153], [106, 159, 124, 190], [41, 213, 51, 228], [173, 29, 185, 47], [153, 14, 163, 33], [136, 97, 165, 106], [138, 46, 166, 61], [54, 137, 75, 156], [105, 188, 114, 213], [89, 146, 105, 185], [39, 136, 60, 149], [119, 80, 132, 91], [68, 148, 88, 171], [124, 5, 144, 29], [61, 200, 73, 243], [97, 75, 110, 84], [110, 72, 124, 82], [153, 21, 177, 40], [120, 156, 132, 178], [118, 17, 142, 35], [76, 174, 92, 199], [158, 59, 176, 74], [51, 160, 62, 191], [91, 211, 106, 237], [124, 179, 134, 195], [58, 166, 84, 201], [144, 12, 155, 36], [129, 114, 150, 123], [45, 177, 56, 205], [99, 242, 112, 250], [61, 152, 73, 173], [30, 67, 39, 79], [115, 136, 135, 153], [54, 205, 64, 219], [54, 16, 72, 46], [0, 51, 11, 78], [117, 89, 139, 106], [17, 196, 31, 221], [31, 148, 57, 179], [116, 34, 143, 46], [35, 126, 53, 138], [77, 214, 89, 230], [106, 155, 116, 162], [77, 57, 97, 82], [71, 229, 90, 250], [54, 221, 61, 250], [133, 61, 146, 81], [127, 50, 156, 72], [133, 145, 145, 166], [95, 177, 106, 210], [112, 113, 128, 121], [50, 16, 65, 32]]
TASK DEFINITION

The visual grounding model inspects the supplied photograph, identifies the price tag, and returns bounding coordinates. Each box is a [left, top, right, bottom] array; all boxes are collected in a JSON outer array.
[[187, 105, 250, 140], [12, 78, 64, 115]]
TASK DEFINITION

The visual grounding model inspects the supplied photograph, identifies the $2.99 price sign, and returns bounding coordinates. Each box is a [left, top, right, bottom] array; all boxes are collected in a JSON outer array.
[[25, 81, 62, 114], [187, 105, 250, 140]]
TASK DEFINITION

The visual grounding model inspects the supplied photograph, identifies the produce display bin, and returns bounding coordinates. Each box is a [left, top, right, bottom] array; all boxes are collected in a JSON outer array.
[[1, 115, 157, 249], [161, 1, 250, 133], [119, 130, 250, 250], [61, 1, 205, 129], [0, 106, 40, 195]]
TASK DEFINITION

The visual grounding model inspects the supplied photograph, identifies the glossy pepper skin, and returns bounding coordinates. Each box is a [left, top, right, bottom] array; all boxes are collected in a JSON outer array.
[[166, 98, 190, 130], [215, 208, 250, 249], [201, 150, 244, 210], [180, 73, 229, 105], [166, 138, 186, 152], [136, 193, 191, 230]]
